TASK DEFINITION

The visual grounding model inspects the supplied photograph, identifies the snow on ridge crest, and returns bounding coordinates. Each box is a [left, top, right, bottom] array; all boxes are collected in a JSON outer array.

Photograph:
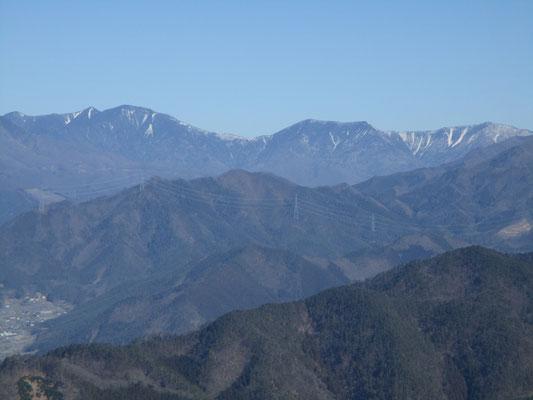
[[217, 133, 260, 142]]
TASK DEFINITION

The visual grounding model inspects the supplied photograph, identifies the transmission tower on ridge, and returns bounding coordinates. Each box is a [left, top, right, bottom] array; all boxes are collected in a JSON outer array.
[[371, 212, 376, 233]]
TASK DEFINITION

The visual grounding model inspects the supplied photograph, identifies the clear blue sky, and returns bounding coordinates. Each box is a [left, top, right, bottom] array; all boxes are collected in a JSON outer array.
[[1, 0, 532, 136]]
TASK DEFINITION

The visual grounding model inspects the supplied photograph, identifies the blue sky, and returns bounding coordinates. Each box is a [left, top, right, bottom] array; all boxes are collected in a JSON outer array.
[[1, 0, 532, 136]]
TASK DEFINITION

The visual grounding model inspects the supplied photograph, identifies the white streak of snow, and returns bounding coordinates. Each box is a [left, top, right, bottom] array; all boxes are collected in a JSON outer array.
[[425, 135, 431, 148], [413, 136, 423, 155], [445, 128, 454, 147], [451, 128, 468, 148], [398, 132, 407, 143], [329, 132, 340, 150], [144, 123, 153, 136]]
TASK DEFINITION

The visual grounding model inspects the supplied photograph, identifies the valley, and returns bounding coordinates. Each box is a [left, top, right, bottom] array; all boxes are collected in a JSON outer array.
[[0, 293, 72, 359]]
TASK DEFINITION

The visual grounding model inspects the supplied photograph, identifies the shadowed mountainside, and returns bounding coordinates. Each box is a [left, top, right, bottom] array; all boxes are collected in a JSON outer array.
[[0, 135, 532, 358], [2, 133, 532, 308], [1, 246, 532, 399], [335, 232, 470, 280], [356, 135, 533, 251], [28, 245, 349, 352], [0, 170, 410, 305]]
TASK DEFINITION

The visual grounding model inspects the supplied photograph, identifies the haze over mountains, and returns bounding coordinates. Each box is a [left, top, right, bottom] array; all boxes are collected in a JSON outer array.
[[1, 129, 532, 356], [1, 105, 531, 223], [3, 131, 532, 309], [28, 245, 349, 352], [27, 233, 467, 354], [0, 169, 400, 304], [1, 104, 533, 399]]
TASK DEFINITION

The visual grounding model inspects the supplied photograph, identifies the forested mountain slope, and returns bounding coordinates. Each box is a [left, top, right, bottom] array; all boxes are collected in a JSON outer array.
[[1, 247, 532, 399]]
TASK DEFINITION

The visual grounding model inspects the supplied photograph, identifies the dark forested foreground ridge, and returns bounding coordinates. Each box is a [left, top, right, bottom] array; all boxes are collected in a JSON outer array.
[[1, 246, 533, 399]]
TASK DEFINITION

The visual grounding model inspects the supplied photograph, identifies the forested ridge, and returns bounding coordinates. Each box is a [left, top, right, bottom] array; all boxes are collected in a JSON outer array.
[[2, 246, 533, 399]]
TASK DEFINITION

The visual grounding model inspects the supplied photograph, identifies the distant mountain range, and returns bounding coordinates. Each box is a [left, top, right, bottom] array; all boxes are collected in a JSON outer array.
[[1, 131, 532, 355], [1, 105, 532, 362], [2, 246, 533, 399], [0, 169, 411, 305], [1, 105, 531, 223], [4, 130, 532, 309]]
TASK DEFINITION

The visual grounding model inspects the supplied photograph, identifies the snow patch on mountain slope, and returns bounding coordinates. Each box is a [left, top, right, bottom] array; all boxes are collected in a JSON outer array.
[[446, 128, 454, 147], [144, 124, 153, 136], [424, 135, 431, 149], [329, 132, 340, 150], [413, 136, 423, 155], [452, 128, 468, 148]]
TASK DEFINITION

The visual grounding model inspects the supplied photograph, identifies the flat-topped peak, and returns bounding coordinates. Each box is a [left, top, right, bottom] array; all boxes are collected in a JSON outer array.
[[296, 119, 375, 129]]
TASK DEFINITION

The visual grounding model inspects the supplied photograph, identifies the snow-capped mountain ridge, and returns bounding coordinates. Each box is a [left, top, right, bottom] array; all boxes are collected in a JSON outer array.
[[387, 122, 525, 159], [3, 105, 532, 188], [6, 105, 525, 151]]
